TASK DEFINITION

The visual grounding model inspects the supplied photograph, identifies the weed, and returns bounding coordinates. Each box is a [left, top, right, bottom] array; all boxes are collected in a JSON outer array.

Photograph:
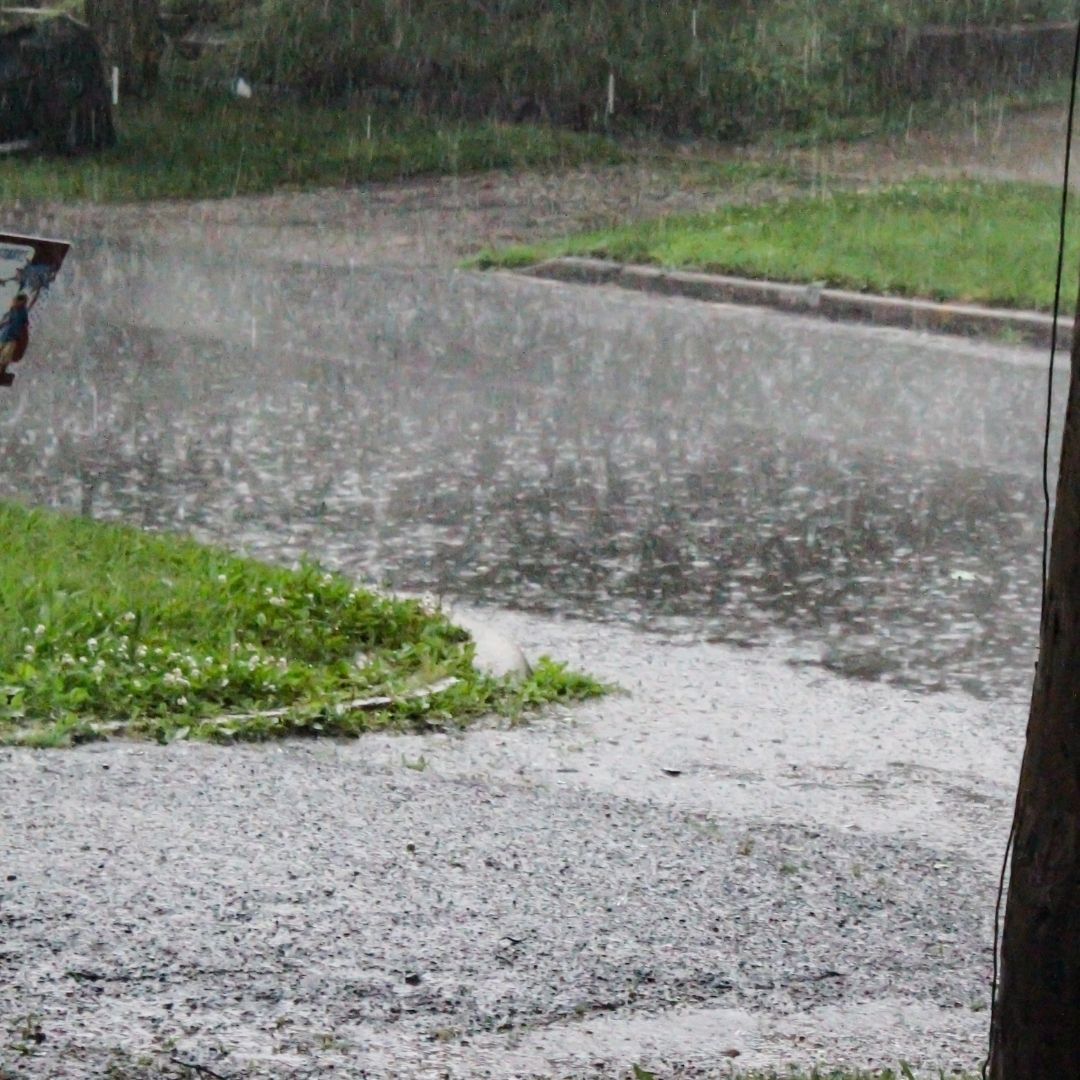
[[6, 1013, 45, 1056]]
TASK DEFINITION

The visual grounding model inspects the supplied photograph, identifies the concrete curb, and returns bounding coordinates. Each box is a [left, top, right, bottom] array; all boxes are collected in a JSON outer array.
[[514, 256, 1073, 350]]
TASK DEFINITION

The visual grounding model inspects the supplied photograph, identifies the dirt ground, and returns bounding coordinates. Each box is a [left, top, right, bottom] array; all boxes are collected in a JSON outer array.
[[769, 101, 1074, 188]]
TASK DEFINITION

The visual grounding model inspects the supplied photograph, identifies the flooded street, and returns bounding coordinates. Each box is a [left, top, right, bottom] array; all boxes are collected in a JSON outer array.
[[4, 242, 1051, 700], [2, 175, 1049, 1077]]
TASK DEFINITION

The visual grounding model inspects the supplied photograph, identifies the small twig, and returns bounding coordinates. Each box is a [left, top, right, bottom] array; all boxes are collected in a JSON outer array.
[[5, 677, 461, 745], [87, 676, 461, 736], [68, 965, 295, 984], [169, 1056, 228, 1080]]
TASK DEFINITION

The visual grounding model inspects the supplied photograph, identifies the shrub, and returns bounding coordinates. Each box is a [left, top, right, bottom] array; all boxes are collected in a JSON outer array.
[[231, 0, 1079, 135]]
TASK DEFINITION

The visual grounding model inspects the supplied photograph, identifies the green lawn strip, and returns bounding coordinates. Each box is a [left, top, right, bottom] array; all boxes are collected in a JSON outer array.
[[476, 178, 1080, 313], [0, 88, 621, 203], [0, 501, 604, 747]]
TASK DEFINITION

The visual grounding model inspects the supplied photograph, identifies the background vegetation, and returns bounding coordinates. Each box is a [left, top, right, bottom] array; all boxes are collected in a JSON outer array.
[[183, 0, 1080, 136], [0, 88, 619, 201]]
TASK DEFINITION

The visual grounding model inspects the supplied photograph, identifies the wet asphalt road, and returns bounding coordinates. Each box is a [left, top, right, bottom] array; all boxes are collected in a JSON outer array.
[[2, 242, 1054, 701]]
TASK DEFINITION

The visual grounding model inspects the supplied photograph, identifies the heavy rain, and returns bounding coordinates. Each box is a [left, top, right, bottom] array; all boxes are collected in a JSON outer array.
[[2, 244, 1052, 700]]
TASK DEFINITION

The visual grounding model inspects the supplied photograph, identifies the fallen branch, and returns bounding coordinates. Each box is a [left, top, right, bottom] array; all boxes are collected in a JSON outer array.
[[11, 676, 461, 742], [169, 1056, 229, 1080], [180, 675, 461, 728]]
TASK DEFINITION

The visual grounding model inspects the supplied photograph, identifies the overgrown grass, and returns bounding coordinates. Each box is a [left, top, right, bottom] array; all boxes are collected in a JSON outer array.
[[0, 89, 621, 203], [476, 178, 1080, 312], [233, 0, 1077, 136], [0, 501, 605, 747]]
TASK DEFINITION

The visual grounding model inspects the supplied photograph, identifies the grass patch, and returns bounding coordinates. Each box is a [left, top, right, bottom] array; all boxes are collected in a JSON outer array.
[[477, 178, 1080, 312], [0, 88, 621, 203], [0, 501, 605, 746]]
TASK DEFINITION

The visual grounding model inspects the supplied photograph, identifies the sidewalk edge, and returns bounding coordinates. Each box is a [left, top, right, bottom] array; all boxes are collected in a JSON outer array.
[[513, 256, 1073, 350]]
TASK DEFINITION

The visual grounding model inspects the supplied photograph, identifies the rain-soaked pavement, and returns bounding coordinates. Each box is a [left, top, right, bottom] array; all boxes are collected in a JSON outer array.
[[5, 240, 1052, 700], [0, 177, 1056, 1076]]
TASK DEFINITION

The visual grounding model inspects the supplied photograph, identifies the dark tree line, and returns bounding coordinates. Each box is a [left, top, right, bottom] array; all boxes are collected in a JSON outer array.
[[84, 0, 163, 97]]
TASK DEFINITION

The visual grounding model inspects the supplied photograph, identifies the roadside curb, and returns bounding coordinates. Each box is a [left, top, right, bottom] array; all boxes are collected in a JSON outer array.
[[513, 256, 1073, 350]]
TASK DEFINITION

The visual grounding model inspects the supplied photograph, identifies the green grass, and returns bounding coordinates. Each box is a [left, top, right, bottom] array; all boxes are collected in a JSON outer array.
[[0, 88, 621, 203], [476, 178, 1080, 313], [0, 501, 605, 746]]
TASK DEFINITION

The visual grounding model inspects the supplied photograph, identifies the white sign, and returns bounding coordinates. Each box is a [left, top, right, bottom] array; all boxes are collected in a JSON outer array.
[[0, 243, 35, 308]]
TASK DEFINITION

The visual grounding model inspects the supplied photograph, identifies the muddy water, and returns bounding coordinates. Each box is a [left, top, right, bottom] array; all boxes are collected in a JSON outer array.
[[1, 245, 1052, 700]]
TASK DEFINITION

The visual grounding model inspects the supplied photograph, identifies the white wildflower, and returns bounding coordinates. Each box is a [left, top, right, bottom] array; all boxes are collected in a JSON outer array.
[[34, 624, 45, 637]]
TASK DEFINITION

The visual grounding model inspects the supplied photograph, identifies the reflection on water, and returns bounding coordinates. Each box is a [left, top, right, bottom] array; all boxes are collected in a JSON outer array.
[[0, 249, 1048, 700]]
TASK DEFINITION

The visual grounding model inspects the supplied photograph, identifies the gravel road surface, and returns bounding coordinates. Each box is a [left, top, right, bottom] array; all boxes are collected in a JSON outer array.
[[3, 611, 1016, 1078]]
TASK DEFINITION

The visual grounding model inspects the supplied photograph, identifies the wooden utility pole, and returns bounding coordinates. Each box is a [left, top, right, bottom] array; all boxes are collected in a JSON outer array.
[[84, 0, 163, 98], [990, 293, 1080, 1075]]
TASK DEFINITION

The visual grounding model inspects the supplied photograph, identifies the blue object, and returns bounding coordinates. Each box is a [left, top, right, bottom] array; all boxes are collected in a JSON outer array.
[[0, 304, 28, 342]]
